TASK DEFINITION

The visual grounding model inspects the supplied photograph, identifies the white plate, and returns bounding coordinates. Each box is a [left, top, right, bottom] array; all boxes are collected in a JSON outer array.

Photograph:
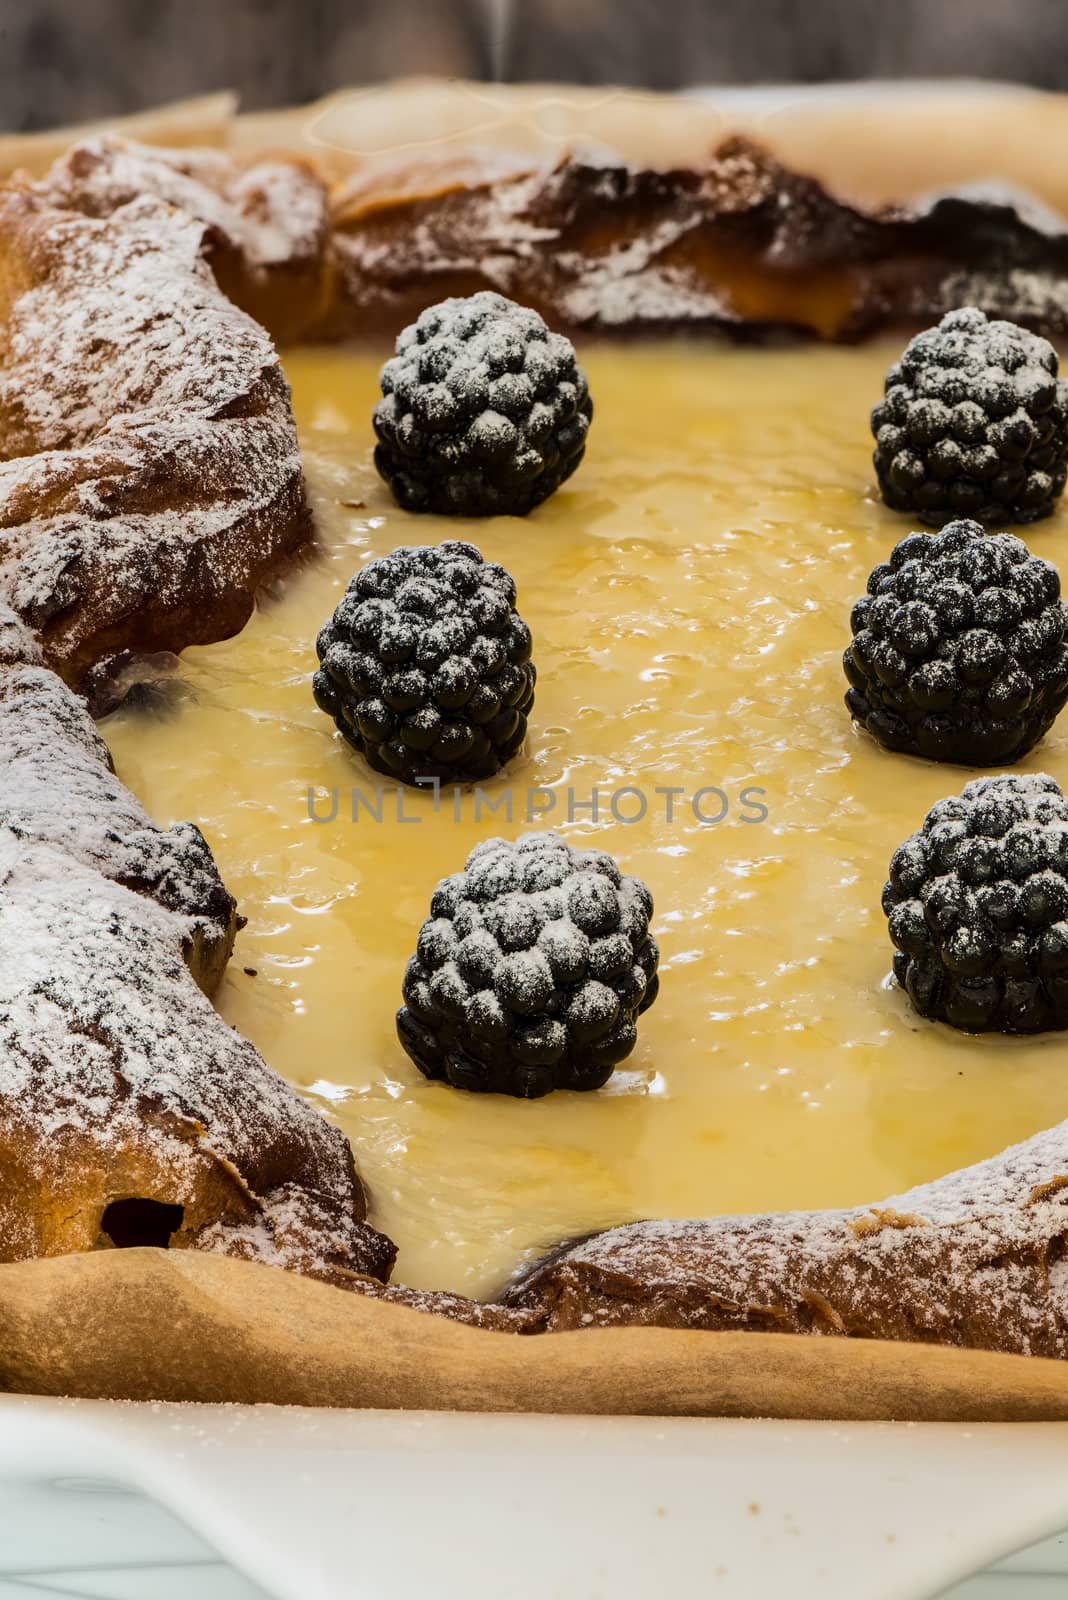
[[1, 1399, 1067, 1599]]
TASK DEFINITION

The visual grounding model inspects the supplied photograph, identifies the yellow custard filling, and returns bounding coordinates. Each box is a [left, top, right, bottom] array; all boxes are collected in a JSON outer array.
[[103, 343, 1068, 1298]]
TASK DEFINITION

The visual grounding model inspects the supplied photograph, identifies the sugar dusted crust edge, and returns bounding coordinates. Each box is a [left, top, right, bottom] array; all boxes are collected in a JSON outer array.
[[0, 138, 395, 1289], [0, 159, 315, 700], [495, 1124, 1068, 1353], [0, 608, 395, 1284], [15, 92, 1068, 350], [356, 1116, 1068, 1355]]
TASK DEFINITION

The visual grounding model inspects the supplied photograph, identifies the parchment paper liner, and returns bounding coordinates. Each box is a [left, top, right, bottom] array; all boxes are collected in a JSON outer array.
[[1, 1250, 1066, 1420]]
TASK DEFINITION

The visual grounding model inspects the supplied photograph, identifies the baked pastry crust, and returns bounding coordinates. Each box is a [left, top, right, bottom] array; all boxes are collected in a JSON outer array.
[[325, 139, 1068, 342], [0, 157, 310, 702], [35, 135, 333, 343], [22, 120, 1068, 361], [500, 1127, 1068, 1354], [0, 608, 394, 1282], [2, 90, 1068, 1359], [359, 1118, 1068, 1358], [0, 131, 394, 1289]]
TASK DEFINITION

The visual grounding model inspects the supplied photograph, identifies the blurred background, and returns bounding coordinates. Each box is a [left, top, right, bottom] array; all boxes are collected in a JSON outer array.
[[1, 0, 1066, 131]]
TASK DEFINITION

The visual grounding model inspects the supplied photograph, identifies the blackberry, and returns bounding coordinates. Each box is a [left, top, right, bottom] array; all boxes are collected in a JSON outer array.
[[397, 833, 660, 1097], [871, 307, 1068, 526], [313, 542, 535, 786], [373, 291, 592, 517], [884, 773, 1068, 1033], [844, 520, 1068, 765]]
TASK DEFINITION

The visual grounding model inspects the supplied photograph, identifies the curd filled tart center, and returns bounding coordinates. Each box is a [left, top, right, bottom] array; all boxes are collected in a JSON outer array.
[[103, 340, 1068, 1299]]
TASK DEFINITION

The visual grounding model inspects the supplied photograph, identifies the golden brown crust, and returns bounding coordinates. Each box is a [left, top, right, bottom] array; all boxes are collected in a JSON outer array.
[[17, 119, 1068, 363], [36, 135, 334, 343], [352, 1123, 1068, 1359], [496, 1128, 1068, 1356], [230, 79, 1068, 216], [12, 80, 1068, 216], [0, 609, 395, 1284], [321, 139, 1068, 343], [0, 135, 398, 1291], [0, 167, 310, 696], [0, 610, 238, 996], [24, 120, 1068, 363], [235, 82, 1068, 344]]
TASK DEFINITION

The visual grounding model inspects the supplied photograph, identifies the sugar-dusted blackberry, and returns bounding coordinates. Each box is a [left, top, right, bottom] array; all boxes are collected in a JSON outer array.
[[373, 291, 592, 517], [397, 833, 660, 1097], [844, 520, 1068, 765], [884, 773, 1068, 1033], [313, 542, 535, 786], [871, 307, 1068, 526]]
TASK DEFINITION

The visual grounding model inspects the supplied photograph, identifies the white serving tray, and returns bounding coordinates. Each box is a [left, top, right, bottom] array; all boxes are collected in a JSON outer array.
[[1, 1399, 1067, 1599]]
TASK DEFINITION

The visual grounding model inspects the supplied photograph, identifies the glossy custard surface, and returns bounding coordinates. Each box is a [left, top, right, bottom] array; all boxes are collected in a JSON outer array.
[[103, 344, 1068, 1297]]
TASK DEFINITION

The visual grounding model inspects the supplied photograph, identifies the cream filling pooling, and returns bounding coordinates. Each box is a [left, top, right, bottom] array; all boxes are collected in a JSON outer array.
[[103, 343, 1068, 1298]]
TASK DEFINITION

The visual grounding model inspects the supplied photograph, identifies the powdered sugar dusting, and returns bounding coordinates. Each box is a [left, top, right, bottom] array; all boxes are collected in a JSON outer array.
[[330, 139, 1068, 342], [0, 172, 307, 687], [0, 138, 402, 1292], [0, 612, 237, 989], [501, 1113, 1068, 1354], [0, 607, 393, 1283], [38, 135, 329, 272], [560, 254, 729, 326], [935, 267, 1068, 335], [1, 196, 274, 448]]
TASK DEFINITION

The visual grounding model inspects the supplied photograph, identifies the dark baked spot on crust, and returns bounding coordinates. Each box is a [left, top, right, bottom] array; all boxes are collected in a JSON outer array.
[[101, 1197, 185, 1250]]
